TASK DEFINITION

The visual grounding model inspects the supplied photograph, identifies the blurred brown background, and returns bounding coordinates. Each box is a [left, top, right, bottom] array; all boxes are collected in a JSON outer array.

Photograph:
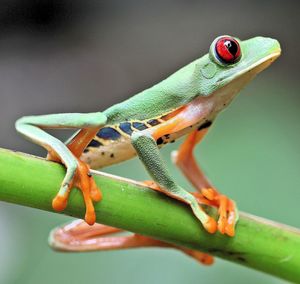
[[0, 1, 299, 283]]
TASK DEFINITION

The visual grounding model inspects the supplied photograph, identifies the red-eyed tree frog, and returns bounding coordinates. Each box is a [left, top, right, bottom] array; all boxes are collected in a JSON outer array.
[[15, 35, 281, 264]]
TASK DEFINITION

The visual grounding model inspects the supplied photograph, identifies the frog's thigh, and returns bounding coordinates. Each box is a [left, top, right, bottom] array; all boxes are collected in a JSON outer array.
[[49, 220, 214, 265]]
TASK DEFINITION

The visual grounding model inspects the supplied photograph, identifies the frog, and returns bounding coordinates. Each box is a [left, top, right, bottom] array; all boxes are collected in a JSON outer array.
[[16, 35, 281, 263]]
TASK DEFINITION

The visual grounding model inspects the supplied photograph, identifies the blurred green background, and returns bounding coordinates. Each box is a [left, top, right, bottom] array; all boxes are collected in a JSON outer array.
[[0, 1, 299, 283]]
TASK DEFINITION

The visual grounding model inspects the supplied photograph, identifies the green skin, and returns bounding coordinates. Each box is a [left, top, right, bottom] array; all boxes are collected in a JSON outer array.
[[15, 35, 281, 233], [105, 36, 280, 123]]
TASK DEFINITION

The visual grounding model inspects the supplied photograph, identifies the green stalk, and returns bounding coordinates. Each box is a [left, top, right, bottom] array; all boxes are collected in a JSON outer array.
[[0, 148, 299, 282]]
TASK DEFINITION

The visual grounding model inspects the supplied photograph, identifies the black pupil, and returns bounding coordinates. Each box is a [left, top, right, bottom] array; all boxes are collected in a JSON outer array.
[[225, 40, 238, 56]]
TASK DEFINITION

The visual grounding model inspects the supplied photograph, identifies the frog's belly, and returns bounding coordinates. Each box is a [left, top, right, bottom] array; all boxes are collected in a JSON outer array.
[[81, 118, 208, 169], [81, 136, 136, 169]]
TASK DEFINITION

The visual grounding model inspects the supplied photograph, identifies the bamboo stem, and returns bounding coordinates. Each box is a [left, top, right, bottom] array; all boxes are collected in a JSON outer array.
[[0, 148, 299, 282]]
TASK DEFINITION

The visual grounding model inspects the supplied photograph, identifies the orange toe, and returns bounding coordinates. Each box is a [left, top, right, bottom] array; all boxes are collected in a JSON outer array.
[[225, 223, 235, 237], [199, 188, 237, 237], [90, 177, 102, 202], [204, 216, 218, 234], [73, 160, 101, 225], [217, 195, 228, 234], [198, 253, 214, 265], [187, 250, 214, 265], [202, 188, 216, 201], [52, 194, 68, 212], [84, 209, 96, 225], [51, 157, 102, 226], [217, 217, 227, 235], [192, 192, 215, 206]]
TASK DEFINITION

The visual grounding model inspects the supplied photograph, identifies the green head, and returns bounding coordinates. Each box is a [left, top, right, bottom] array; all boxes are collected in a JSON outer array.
[[105, 35, 281, 124], [196, 35, 281, 98]]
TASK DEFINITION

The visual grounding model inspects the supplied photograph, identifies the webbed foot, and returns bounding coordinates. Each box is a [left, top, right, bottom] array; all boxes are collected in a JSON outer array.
[[49, 220, 214, 265], [194, 188, 238, 236], [49, 153, 102, 225]]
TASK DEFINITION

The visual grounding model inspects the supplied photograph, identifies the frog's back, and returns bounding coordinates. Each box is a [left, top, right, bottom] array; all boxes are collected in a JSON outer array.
[[103, 57, 201, 125], [81, 57, 204, 169]]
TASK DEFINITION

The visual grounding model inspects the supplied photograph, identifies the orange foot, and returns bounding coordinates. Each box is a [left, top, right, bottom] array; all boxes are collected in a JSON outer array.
[[194, 188, 237, 237], [144, 181, 237, 237], [48, 152, 102, 225]]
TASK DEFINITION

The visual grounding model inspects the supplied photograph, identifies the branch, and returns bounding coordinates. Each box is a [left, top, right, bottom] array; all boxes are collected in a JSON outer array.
[[0, 148, 299, 282]]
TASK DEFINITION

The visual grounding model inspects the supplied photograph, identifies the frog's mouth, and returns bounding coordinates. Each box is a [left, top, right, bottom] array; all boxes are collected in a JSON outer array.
[[221, 47, 281, 88], [245, 50, 281, 76], [211, 48, 281, 107], [220, 48, 281, 91]]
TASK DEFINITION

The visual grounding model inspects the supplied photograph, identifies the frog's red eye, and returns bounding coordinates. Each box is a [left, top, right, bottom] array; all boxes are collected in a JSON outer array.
[[215, 37, 241, 64]]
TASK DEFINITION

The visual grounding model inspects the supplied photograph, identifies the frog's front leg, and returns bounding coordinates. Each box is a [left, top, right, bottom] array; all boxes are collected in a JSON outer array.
[[15, 112, 107, 225], [172, 127, 238, 236], [131, 132, 217, 234], [49, 220, 213, 265]]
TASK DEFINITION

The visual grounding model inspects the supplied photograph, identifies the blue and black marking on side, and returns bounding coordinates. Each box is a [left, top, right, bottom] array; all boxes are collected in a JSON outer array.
[[119, 122, 134, 135], [88, 139, 103, 148], [147, 119, 160, 126], [132, 122, 148, 131], [119, 120, 157, 135], [97, 127, 122, 140], [156, 137, 164, 145], [96, 118, 162, 139], [84, 139, 103, 152], [197, 121, 212, 131]]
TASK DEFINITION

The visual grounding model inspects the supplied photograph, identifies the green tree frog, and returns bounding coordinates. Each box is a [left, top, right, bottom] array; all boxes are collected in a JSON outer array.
[[15, 35, 281, 264]]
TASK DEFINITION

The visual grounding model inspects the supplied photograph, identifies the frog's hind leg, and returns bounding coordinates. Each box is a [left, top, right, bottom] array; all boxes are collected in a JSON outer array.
[[172, 128, 238, 237], [15, 112, 107, 225], [49, 220, 213, 265], [131, 132, 217, 234]]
